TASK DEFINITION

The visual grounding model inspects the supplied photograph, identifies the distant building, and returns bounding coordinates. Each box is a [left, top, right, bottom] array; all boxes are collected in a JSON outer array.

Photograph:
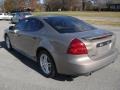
[[108, 0, 120, 10], [44, 0, 120, 11], [85, 0, 120, 11], [109, 4, 120, 10]]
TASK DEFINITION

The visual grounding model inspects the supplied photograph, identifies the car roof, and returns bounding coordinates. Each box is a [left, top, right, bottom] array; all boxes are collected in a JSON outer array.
[[33, 15, 73, 20], [23, 15, 75, 22]]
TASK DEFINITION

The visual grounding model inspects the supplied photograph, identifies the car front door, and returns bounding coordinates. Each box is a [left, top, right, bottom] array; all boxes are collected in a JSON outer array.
[[9, 19, 27, 50]]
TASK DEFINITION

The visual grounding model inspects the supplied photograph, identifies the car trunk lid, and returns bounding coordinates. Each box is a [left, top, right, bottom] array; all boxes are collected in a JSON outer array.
[[64, 29, 115, 60]]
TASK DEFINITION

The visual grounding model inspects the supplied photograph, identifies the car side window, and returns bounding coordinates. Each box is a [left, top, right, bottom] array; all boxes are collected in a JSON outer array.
[[15, 19, 28, 30], [25, 18, 44, 32]]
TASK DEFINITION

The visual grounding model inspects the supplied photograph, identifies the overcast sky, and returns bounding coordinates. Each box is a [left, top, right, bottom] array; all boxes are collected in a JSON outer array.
[[40, 0, 44, 4]]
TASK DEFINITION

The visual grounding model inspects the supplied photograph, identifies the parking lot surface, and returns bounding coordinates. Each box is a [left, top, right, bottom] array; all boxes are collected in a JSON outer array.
[[0, 21, 120, 90]]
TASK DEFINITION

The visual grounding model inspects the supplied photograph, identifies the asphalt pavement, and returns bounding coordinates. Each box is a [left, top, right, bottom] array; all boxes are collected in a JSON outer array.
[[0, 21, 120, 90]]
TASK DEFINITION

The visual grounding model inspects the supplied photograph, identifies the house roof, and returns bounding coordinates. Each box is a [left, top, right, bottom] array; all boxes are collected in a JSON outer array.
[[111, 0, 120, 4]]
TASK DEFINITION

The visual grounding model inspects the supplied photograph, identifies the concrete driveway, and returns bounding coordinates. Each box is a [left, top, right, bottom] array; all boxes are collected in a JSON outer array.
[[0, 21, 120, 90]]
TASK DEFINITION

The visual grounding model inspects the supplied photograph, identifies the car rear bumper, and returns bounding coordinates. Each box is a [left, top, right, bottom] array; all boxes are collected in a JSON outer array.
[[55, 49, 118, 75]]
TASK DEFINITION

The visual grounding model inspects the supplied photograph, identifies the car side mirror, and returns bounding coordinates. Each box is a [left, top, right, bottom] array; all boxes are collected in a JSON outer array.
[[9, 26, 15, 31]]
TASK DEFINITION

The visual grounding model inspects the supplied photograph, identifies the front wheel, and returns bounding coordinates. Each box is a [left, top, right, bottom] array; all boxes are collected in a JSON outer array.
[[5, 36, 12, 50], [37, 50, 56, 78]]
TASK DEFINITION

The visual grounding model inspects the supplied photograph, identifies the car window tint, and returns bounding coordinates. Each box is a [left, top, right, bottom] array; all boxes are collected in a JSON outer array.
[[44, 16, 96, 33], [16, 19, 28, 30], [25, 18, 44, 32]]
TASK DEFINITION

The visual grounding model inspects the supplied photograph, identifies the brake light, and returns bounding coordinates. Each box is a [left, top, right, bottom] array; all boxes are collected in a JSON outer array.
[[67, 39, 88, 55]]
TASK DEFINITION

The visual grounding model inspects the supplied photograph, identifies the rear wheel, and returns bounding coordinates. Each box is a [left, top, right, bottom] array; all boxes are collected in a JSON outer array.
[[37, 50, 56, 78], [5, 36, 12, 50]]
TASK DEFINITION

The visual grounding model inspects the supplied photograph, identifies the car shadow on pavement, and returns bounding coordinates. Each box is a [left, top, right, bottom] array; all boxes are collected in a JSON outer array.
[[0, 41, 78, 81]]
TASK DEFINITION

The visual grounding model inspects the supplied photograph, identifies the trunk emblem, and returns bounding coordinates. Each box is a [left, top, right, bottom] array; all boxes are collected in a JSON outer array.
[[97, 40, 112, 47]]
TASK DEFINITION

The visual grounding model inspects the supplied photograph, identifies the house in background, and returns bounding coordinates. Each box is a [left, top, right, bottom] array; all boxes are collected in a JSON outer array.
[[43, 0, 120, 11], [85, 0, 120, 11], [108, 0, 120, 11], [84, 0, 108, 10]]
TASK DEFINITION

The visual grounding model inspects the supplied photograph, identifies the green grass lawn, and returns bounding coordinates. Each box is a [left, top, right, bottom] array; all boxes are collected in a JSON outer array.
[[85, 20, 120, 26], [33, 11, 120, 18], [33, 11, 120, 27]]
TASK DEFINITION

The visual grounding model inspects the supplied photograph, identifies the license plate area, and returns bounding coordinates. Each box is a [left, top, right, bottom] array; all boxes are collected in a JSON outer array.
[[97, 40, 112, 48]]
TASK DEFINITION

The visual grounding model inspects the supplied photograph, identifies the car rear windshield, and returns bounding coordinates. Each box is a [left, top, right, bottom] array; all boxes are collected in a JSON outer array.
[[44, 16, 96, 33]]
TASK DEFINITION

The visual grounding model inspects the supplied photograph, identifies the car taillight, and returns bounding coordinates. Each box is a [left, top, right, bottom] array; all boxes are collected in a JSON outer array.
[[67, 39, 88, 55]]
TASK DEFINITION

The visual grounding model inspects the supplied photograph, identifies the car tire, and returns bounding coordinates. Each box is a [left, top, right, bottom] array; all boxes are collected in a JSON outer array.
[[37, 50, 57, 78], [5, 36, 12, 50]]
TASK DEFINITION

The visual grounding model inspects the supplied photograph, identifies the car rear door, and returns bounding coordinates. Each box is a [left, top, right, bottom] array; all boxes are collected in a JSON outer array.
[[16, 18, 44, 57]]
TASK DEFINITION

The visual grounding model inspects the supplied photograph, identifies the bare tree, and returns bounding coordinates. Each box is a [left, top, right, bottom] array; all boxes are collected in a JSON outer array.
[[17, 0, 38, 11], [4, 0, 15, 12], [45, 0, 88, 11], [17, 0, 25, 10]]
